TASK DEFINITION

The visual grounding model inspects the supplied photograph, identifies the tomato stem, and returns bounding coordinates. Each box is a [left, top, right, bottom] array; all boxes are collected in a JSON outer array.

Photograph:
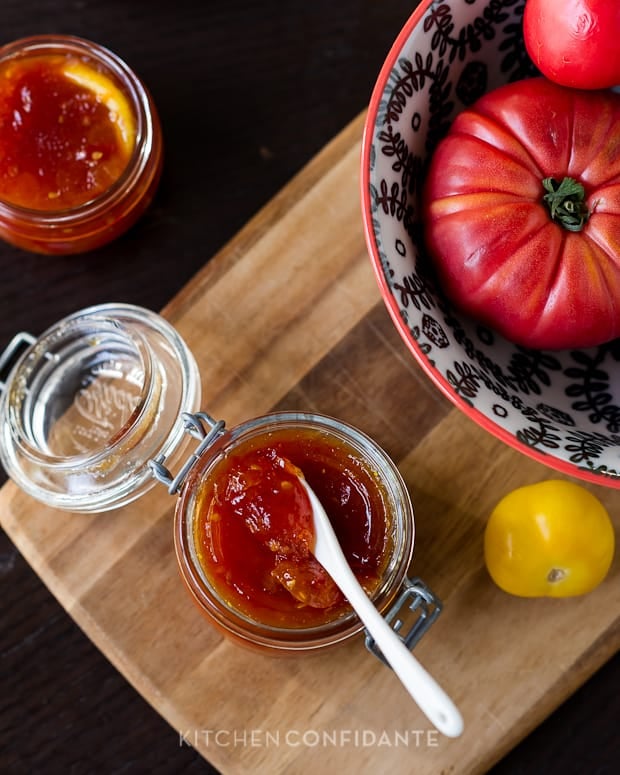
[[542, 177, 589, 232]]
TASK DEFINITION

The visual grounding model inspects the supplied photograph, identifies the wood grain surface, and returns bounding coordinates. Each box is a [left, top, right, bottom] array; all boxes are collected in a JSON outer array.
[[1, 2, 619, 774], [2, 110, 619, 775]]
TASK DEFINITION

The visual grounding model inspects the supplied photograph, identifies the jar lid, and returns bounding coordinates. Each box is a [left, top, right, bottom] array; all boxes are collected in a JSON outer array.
[[0, 303, 201, 512]]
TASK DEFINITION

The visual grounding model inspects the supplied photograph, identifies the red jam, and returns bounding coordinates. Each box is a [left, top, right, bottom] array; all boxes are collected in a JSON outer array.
[[193, 427, 392, 628], [0, 54, 134, 211]]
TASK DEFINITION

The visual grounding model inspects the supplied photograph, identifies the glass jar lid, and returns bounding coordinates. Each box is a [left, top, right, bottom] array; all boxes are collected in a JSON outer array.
[[0, 303, 201, 512]]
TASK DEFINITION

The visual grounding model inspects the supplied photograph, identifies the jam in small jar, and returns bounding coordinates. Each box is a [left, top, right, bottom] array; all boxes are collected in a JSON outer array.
[[0, 35, 163, 254], [172, 412, 423, 654]]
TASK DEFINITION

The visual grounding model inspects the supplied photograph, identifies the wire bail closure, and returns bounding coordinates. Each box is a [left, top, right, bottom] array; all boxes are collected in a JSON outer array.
[[364, 577, 442, 663], [149, 411, 226, 495], [0, 332, 36, 395]]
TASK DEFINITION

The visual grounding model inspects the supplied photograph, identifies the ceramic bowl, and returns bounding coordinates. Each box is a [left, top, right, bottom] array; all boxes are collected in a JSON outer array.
[[361, 0, 620, 488]]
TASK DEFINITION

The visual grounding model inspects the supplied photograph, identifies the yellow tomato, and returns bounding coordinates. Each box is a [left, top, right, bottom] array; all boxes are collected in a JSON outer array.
[[484, 480, 615, 597]]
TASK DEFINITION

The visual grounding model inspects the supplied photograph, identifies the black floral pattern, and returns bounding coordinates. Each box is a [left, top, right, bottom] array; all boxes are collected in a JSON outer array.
[[367, 0, 620, 483]]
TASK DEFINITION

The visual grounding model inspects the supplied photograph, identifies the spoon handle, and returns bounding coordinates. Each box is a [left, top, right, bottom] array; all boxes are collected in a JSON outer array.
[[300, 484, 463, 737], [301, 477, 463, 737], [337, 559, 463, 737]]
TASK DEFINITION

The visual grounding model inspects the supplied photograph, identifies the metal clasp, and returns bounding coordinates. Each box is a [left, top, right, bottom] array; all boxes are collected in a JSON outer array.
[[364, 577, 442, 665], [149, 411, 226, 494], [0, 332, 36, 395]]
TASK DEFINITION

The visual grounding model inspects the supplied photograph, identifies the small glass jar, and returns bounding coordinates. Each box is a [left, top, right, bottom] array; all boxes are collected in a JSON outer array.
[[0, 35, 163, 255], [170, 411, 430, 654], [0, 304, 441, 656], [0, 303, 201, 511]]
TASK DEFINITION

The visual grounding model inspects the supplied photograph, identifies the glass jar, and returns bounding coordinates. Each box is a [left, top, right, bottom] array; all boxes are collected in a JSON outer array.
[[0, 305, 441, 656], [0, 303, 201, 511], [158, 411, 441, 655], [0, 35, 163, 255]]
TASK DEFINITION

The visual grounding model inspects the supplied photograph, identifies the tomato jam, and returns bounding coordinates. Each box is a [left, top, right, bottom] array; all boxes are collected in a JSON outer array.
[[192, 426, 393, 629], [0, 54, 134, 210], [0, 36, 162, 254]]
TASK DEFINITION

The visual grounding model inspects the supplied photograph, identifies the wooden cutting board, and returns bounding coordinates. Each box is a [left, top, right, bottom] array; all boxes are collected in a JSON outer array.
[[2, 113, 619, 774]]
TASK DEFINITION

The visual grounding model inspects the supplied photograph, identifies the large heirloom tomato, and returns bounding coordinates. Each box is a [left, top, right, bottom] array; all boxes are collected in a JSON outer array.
[[424, 78, 620, 350]]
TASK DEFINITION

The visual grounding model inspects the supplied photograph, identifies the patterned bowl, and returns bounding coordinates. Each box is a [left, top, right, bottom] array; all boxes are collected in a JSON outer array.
[[361, 0, 620, 488]]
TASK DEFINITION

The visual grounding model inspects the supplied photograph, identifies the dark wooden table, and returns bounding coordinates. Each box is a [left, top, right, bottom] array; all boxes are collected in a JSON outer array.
[[1, 1, 618, 773]]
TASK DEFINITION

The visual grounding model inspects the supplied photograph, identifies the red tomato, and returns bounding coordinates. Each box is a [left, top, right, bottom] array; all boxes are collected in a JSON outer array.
[[423, 78, 620, 350], [524, 0, 620, 89]]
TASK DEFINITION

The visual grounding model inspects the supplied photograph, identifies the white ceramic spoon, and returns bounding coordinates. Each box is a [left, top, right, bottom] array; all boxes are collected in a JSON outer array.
[[298, 476, 464, 738]]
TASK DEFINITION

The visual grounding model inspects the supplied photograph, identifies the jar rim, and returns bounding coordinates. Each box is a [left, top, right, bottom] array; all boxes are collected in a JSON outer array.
[[174, 411, 415, 652], [4, 315, 155, 470]]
